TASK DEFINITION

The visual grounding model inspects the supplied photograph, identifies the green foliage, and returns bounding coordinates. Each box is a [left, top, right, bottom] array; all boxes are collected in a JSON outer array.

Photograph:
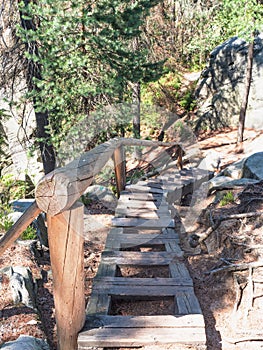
[[0, 174, 36, 239], [141, 70, 197, 114], [0, 208, 12, 232], [20, 226, 37, 240], [126, 168, 145, 184], [212, 0, 263, 42], [0, 174, 29, 203], [147, 1, 263, 70], [17, 0, 164, 149], [219, 191, 235, 207], [178, 89, 196, 112], [141, 71, 182, 112]]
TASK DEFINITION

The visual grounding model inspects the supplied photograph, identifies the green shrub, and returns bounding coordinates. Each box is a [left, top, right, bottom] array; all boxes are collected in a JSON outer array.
[[219, 191, 235, 207], [20, 226, 37, 240], [0, 174, 36, 239]]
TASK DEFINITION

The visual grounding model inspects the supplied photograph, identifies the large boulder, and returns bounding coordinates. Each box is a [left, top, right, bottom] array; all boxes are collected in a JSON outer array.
[[242, 152, 263, 180], [195, 33, 263, 131]]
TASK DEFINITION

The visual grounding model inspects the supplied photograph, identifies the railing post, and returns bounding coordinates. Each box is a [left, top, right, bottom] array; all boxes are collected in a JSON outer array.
[[47, 202, 85, 350], [113, 145, 126, 197], [177, 145, 184, 170]]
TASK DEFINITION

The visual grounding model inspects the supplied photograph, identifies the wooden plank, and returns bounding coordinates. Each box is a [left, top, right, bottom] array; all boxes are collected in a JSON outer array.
[[165, 242, 184, 256], [115, 208, 170, 219], [86, 293, 111, 315], [0, 201, 41, 256], [83, 314, 205, 329], [175, 291, 202, 314], [116, 232, 180, 241], [78, 326, 206, 348], [125, 184, 164, 194], [101, 251, 183, 264], [169, 262, 193, 284], [112, 217, 175, 228], [93, 277, 194, 294], [117, 202, 169, 210], [117, 200, 168, 210], [96, 262, 116, 277], [105, 233, 180, 250], [47, 202, 86, 350], [120, 191, 164, 202], [135, 180, 164, 188], [122, 228, 164, 234]]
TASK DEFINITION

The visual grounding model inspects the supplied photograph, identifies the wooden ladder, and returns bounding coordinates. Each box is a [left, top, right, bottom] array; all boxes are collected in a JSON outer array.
[[78, 168, 209, 350]]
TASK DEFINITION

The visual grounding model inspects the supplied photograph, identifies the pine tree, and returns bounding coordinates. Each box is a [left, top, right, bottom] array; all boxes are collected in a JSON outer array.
[[18, 0, 164, 154]]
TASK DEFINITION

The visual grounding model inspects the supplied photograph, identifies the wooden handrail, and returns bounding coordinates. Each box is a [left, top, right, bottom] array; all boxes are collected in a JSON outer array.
[[0, 201, 41, 256], [36, 137, 182, 216]]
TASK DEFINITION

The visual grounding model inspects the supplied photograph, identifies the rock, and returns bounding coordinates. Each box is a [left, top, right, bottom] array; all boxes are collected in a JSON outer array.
[[242, 152, 263, 180], [10, 200, 48, 247], [221, 159, 246, 179], [195, 33, 263, 131], [198, 150, 221, 172], [0, 335, 49, 350], [7, 211, 23, 224], [0, 266, 36, 308], [83, 185, 117, 211], [208, 176, 259, 193]]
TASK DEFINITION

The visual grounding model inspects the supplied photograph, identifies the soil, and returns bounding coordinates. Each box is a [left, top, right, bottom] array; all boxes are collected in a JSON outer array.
[[0, 128, 263, 350]]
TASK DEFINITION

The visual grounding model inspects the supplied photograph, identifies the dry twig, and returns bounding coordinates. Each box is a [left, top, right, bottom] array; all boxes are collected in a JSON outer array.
[[206, 261, 263, 275]]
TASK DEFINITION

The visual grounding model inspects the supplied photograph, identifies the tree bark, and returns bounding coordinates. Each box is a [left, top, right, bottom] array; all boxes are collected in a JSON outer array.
[[237, 38, 254, 143], [132, 81, 142, 160], [19, 0, 56, 174]]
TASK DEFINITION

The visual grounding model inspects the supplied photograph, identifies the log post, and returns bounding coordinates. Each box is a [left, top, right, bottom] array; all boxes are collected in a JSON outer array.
[[113, 145, 126, 197], [47, 202, 86, 350], [177, 145, 184, 170]]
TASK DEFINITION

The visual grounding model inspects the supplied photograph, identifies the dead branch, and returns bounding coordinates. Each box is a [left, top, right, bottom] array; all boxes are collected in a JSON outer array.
[[206, 260, 263, 275], [224, 336, 263, 344], [221, 212, 263, 221]]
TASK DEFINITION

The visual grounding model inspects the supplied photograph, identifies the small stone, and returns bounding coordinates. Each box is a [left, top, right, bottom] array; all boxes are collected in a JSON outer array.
[[26, 319, 38, 325]]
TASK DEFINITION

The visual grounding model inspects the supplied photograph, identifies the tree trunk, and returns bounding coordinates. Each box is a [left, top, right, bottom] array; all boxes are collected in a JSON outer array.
[[132, 81, 142, 160], [19, 0, 56, 174], [237, 38, 254, 144], [132, 35, 141, 160]]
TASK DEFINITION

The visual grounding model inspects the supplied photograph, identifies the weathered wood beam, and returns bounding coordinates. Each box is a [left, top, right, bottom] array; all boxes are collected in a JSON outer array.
[[113, 145, 126, 197], [36, 138, 181, 216], [0, 201, 41, 256], [47, 202, 85, 350]]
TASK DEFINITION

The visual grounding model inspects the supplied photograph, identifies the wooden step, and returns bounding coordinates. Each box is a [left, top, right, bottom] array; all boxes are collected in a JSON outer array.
[[115, 207, 171, 219], [100, 250, 186, 266], [112, 217, 174, 228], [78, 315, 206, 349], [120, 191, 164, 202], [125, 184, 165, 194], [105, 228, 180, 251], [117, 199, 167, 209]]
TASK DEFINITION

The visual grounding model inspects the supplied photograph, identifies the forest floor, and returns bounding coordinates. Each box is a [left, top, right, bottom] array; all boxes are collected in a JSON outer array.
[[0, 128, 263, 350]]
